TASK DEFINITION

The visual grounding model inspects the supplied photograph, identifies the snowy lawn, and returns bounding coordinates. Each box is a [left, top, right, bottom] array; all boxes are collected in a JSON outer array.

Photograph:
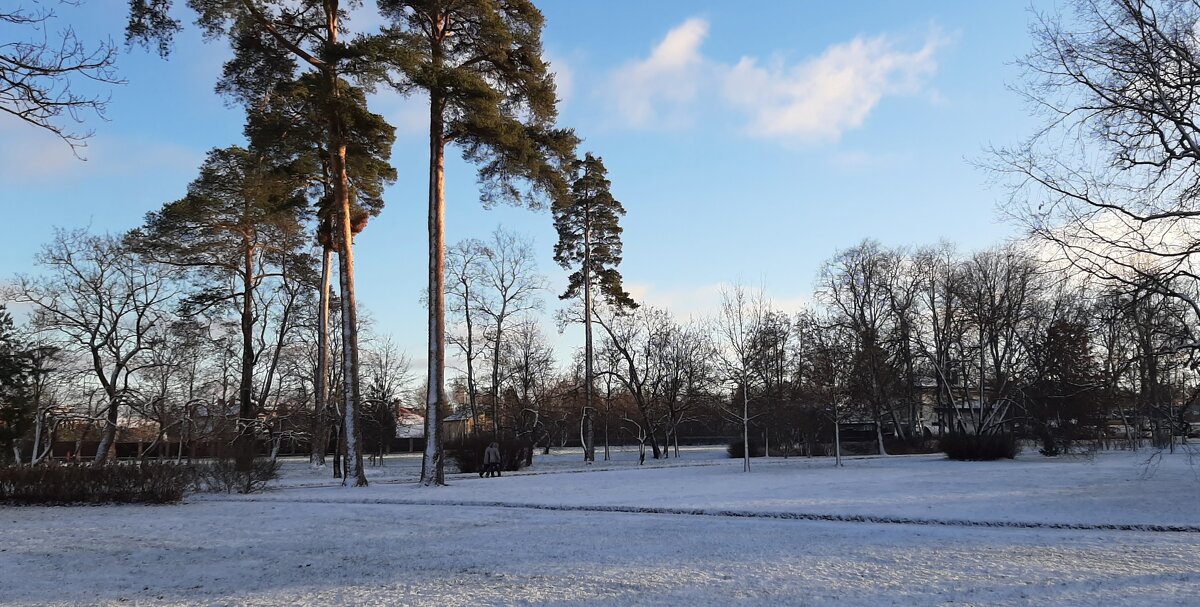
[[3, 447, 1199, 606]]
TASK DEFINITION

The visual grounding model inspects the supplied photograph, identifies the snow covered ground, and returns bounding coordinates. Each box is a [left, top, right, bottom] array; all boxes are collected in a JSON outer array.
[[4, 447, 1200, 606]]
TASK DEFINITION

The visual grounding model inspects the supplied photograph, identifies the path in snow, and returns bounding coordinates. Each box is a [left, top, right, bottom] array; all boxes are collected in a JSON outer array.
[[200, 493, 1200, 533]]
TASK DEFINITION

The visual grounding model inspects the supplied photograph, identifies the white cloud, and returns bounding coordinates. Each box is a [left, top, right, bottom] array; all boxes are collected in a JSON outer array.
[[603, 18, 947, 142], [723, 32, 946, 142], [607, 17, 710, 128]]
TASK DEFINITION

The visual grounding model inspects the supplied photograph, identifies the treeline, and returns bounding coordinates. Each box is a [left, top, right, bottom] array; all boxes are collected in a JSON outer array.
[[5, 233, 1197, 473], [535, 240, 1199, 462], [0, 229, 411, 471]]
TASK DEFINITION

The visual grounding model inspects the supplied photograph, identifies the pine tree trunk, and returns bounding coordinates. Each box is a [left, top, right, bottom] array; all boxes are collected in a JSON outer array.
[[421, 90, 447, 487], [336, 182, 366, 488], [311, 245, 332, 467], [325, 112, 366, 487], [582, 213, 595, 462], [236, 241, 256, 472], [581, 408, 593, 462]]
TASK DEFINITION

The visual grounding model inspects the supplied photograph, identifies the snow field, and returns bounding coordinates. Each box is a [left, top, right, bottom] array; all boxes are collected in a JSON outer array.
[[2, 447, 1198, 606]]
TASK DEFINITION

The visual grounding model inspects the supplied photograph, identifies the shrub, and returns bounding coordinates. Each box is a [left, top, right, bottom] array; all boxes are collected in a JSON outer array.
[[727, 438, 765, 459], [446, 435, 529, 474], [189, 458, 280, 494], [0, 462, 192, 505], [940, 432, 1020, 461]]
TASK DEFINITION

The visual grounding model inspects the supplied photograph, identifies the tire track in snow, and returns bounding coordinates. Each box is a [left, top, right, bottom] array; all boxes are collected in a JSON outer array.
[[194, 494, 1200, 534]]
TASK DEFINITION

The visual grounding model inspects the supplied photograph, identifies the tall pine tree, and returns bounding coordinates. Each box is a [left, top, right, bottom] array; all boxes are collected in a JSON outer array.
[[128, 1, 396, 486], [130, 145, 310, 472], [378, 0, 576, 485], [553, 153, 635, 462], [247, 74, 396, 474]]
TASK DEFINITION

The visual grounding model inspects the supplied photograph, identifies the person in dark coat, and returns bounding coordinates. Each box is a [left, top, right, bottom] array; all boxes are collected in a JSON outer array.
[[483, 441, 502, 478]]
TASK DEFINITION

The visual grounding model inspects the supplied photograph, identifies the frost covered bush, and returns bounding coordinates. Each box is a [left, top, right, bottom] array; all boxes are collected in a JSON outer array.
[[939, 432, 1020, 461], [0, 462, 192, 505], [189, 458, 280, 494], [727, 439, 765, 459], [447, 435, 529, 474]]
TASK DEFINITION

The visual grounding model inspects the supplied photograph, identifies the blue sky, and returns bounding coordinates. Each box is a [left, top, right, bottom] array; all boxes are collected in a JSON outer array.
[[0, 1, 1044, 363]]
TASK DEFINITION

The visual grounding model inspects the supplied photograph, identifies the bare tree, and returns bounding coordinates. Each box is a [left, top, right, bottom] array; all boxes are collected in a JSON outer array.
[[475, 228, 547, 437], [998, 0, 1200, 350], [716, 284, 768, 472], [819, 241, 902, 453], [7, 230, 178, 464], [670, 320, 717, 457], [593, 304, 670, 460], [446, 238, 487, 434], [363, 335, 412, 410], [501, 316, 555, 465], [2, 2, 121, 152], [912, 242, 965, 437], [955, 247, 1041, 436]]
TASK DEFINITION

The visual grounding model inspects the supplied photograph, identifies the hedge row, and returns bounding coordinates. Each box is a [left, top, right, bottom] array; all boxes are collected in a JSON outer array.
[[0, 462, 192, 505], [0, 459, 280, 505]]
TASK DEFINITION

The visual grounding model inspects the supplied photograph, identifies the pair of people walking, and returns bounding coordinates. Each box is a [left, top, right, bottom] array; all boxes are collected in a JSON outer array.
[[480, 441, 502, 478]]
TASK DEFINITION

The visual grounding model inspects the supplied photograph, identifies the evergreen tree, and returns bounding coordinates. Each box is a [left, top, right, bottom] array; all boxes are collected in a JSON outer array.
[[552, 153, 635, 462], [0, 305, 32, 463], [130, 145, 310, 472], [378, 0, 577, 485], [128, 1, 396, 486], [248, 74, 397, 473], [1028, 318, 1101, 454]]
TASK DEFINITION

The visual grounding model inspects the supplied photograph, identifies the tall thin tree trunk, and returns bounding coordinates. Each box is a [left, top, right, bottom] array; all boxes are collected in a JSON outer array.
[[603, 405, 610, 461], [323, 79, 366, 488], [332, 415, 343, 479], [491, 320, 503, 437], [582, 214, 595, 462], [236, 241, 256, 472], [742, 381, 750, 472], [464, 310, 479, 436], [312, 245, 332, 467], [336, 196, 366, 487], [834, 402, 843, 467], [421, 89, 447, 487]]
